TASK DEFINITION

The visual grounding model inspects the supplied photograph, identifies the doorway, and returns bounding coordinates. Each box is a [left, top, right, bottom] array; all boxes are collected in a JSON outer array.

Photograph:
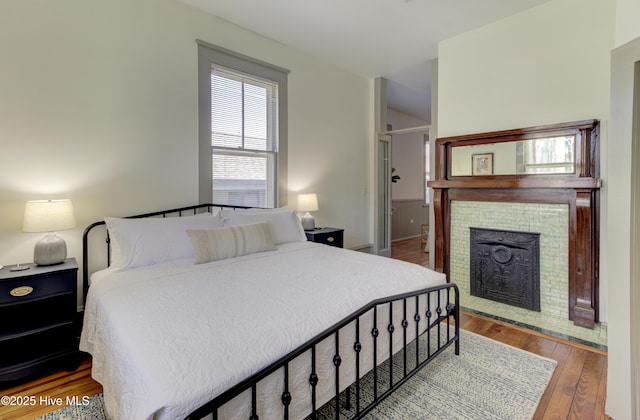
[[608, 36, 640, 419], [388, 129, 430, 245]]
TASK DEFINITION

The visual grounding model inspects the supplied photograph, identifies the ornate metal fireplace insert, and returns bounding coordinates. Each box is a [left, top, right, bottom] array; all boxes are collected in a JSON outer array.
[[470, 227, 540, 311]]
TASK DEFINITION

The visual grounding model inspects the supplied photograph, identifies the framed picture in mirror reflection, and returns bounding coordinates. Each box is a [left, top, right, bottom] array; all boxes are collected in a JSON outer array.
[[472, 153, 493, 175]]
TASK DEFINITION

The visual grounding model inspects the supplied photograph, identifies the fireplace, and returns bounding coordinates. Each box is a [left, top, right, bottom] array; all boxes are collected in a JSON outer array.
[[429, 119, 600, 328], [469, 227, 540, 311]]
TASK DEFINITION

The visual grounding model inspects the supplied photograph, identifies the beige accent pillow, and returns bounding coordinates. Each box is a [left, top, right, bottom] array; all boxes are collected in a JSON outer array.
[[186, 222, 277, 264]]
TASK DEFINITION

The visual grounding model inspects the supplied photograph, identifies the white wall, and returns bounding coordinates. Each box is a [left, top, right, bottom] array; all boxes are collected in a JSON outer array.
[[387, 109, 427, 201], [438, 0, 622, 416], [438, 0, 613, 137], [0, 0, 371, 287], [615, 0, 640, 48], [438, 0, 613, 319]]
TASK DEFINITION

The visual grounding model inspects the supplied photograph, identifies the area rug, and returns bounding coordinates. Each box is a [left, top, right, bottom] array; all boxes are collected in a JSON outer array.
[[364, 329, 556, 419], [36, 330, 556, 420]]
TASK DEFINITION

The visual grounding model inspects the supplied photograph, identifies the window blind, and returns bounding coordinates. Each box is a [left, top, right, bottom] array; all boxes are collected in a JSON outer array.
[[210, 66, 279, 207]]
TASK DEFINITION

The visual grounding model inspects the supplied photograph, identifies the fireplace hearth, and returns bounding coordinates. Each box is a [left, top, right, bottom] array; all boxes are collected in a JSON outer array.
[[470, 227, 540, 312]]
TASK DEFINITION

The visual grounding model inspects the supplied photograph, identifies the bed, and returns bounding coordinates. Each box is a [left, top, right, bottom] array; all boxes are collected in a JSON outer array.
[[79, 204, 459, 420]]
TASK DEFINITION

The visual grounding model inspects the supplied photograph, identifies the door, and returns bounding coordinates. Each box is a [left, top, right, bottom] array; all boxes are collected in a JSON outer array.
[[375, 134, 391, 256]]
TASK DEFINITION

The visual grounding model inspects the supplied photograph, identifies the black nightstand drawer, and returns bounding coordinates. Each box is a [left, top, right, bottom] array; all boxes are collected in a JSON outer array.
[[0, 270, 75, 305], [0, 293, 75, 337], [0, 322, 76, 369], [305, 227, 344, 248]]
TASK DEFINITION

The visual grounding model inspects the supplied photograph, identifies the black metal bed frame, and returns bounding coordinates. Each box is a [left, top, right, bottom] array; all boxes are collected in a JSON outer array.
[[82, 203, 460, 420]]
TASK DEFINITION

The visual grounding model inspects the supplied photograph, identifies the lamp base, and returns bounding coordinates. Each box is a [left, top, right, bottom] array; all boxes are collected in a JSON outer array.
[[34, 234, 67, 266], [301, 212, 316, 231]]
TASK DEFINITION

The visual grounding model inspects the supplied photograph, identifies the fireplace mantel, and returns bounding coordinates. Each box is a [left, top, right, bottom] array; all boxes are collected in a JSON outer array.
[[429, 120, 600, 329]]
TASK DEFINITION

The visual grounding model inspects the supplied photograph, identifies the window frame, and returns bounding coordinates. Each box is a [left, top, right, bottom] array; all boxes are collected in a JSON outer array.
[[197, 40, 289, 207]]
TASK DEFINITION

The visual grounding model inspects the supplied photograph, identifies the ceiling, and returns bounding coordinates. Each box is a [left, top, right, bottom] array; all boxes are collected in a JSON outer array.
[[180, 0, 549, 122]]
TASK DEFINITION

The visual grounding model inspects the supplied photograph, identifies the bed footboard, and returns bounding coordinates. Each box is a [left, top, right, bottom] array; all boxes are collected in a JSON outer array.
[[186, 283, 459, 420]]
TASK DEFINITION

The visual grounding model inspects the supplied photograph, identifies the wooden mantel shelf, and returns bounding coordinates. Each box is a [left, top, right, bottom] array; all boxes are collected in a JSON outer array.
[[428, 177, 601, 190], [430, 120, 600, 329]]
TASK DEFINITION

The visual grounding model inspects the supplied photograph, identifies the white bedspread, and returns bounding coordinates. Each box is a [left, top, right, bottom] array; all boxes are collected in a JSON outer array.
[[80, 242, 446, 420]]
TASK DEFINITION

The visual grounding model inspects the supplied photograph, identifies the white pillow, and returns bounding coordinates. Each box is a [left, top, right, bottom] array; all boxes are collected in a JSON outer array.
[[105, 214, 223, 270], [186, 222, 277, 264], [220, 210, 306, 244]]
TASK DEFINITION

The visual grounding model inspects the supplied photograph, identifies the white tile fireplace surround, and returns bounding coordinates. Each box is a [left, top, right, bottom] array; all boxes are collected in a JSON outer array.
[[450, 200, 606, 347]]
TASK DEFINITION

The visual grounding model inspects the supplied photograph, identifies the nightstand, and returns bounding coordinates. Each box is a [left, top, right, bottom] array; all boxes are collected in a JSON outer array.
[[0, 258, 79, 383], [305, 227, 344, 248]]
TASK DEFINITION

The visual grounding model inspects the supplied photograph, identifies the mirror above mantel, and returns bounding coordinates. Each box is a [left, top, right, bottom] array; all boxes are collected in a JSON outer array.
[[451, 135, 575, 176], [429, 119, 601, 189]]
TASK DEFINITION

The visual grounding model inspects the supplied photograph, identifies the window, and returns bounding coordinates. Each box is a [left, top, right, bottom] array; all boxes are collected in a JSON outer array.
[[522, 136, 575, 174], [198, 41, 289, 207], [210, 67, 278, 207]]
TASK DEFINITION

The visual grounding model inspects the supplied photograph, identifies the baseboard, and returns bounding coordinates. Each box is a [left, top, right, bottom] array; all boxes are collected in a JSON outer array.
[[350, 244, 373, 253], [391, 234, 421, 242]]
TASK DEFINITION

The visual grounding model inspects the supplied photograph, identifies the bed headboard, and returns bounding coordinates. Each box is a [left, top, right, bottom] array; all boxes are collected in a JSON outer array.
[[82, 203, 251, 302]]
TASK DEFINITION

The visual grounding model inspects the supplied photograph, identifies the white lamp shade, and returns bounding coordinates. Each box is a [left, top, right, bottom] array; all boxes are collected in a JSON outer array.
[[23, 200, 76, 233], [297, 194, 319, 212]]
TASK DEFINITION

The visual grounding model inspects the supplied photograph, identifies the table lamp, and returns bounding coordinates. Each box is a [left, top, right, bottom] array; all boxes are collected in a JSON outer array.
[[23, 199, 76, 266], [298, 193, 319, 231]]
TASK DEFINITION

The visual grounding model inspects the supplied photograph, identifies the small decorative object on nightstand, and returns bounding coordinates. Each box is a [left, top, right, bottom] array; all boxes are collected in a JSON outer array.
[[0, 258, 79, 382], [305, 227, 344, 248]]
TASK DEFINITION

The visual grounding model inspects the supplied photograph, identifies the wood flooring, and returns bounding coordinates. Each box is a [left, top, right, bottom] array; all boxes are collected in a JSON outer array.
[[0, 237, 609, 419], [0, 357, 101, 420]]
